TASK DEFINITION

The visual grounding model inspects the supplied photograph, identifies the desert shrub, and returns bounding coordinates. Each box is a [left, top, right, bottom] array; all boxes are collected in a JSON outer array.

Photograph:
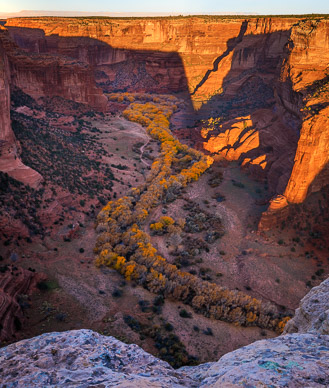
[[123, 313, 197, 368], [203, 327, 213, 336], [179, 309, 192, 318], [112, 289, 123, 298], [36, 281, 49, 291]]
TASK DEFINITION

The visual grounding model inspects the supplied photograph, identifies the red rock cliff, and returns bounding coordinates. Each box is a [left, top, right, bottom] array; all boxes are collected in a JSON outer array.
[[5, 16, 299, 97], [259, 19, 329, 229], [0, 29, 42, 187], [283, 19, 329, 204], [0, 34, 13, 143], [1, 27, 107, 111], [0, 25, 107, 187]]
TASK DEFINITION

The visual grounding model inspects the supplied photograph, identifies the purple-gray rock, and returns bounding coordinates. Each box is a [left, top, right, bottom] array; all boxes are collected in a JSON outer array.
[[0, 329, 195, 387], [184, 333, 329, 387], [284, 277, 329, 335], [0, 330, 328, 387]]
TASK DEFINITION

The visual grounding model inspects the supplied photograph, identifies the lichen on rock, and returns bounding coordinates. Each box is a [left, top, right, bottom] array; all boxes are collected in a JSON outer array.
[[0, 330, 328, 387]]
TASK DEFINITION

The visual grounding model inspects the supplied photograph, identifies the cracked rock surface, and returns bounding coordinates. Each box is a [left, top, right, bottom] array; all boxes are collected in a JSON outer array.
[[0, 329, 328, 387]]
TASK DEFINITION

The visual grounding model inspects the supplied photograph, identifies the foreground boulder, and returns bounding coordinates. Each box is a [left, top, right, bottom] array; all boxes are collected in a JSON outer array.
[[0, 329, 195, 387], [284, 277, 329, 335], [186, 333, 329, 387], [0, 329, 328, 387]]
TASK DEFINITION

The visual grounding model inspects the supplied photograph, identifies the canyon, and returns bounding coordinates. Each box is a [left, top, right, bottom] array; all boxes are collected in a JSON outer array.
[[4, 16, 329, 220], [0, 14, 328, 379]]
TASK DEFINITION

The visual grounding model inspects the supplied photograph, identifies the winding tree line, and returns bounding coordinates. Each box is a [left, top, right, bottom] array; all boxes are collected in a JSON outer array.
[[95, 94, 290, 332]]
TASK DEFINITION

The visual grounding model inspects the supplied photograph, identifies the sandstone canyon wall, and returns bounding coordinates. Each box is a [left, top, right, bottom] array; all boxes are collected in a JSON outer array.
[[5, 17, 300, 98], [0, 28, 42, 187], [0, 27, 107, 111], [0, 34, 12, 144], [0, 25, 107, 186], [0, 265, 45, 342], [259, 19, 329, 228], [283, 20, 329, 204]]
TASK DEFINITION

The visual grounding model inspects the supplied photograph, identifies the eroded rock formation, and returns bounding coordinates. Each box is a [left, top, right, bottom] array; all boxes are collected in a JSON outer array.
[[0, 28, 42, 187], [0, 265, 44, 342], [4, 17, 301, 97], [0, 27, 107, 111], [283, 20, 329, 204], [0, 25, 107, 187], [199, 19, 329, 202], [259, 20, 329, 228]]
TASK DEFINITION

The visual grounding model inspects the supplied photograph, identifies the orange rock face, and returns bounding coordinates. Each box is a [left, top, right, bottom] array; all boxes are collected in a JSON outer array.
[[0, 33, 13, 143], [5, 17, 298, 97], [259, 19, 329, 228], [258, 195, 290, 230], [0, 27, 107, 112], [283, 20, 329, 204]]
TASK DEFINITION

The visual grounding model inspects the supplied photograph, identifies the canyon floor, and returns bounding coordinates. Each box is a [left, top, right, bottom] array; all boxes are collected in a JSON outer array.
[[1, 92, 328, 366]]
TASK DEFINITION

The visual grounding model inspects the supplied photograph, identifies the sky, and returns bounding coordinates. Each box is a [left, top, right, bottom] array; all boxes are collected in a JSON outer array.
[[0, 0, 328, 15]]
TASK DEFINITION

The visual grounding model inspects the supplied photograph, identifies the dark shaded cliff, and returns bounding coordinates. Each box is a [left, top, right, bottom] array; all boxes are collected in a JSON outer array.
[[0, 26, 108, 186], [0, 28, 42, 187]]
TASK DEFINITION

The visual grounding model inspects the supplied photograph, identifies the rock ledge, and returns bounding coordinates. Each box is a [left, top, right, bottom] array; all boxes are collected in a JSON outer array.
[[0, 329, 328, 387]]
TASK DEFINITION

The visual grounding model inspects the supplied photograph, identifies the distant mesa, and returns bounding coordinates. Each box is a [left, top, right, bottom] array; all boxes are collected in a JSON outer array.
[[0, 10, 259, 18]]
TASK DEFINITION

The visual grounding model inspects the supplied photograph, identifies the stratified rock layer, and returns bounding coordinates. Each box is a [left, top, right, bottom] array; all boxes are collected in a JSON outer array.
[[0, 27, 107, 112], [0, 25, 107, 187], [283, 19, 329, 204], [0, 265, 43, 342], [5, 17, 299, 97], [0, 28, 42, 187], [0, 31, 12, 143], [258, 194, 290, 230]]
